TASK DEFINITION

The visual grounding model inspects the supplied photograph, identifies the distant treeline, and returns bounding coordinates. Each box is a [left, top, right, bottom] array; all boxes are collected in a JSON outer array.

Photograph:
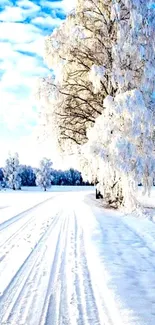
[[0, 165, 89, 188]]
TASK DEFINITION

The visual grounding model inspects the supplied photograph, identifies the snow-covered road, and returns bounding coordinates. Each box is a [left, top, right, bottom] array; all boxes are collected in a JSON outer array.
[[0, 188, 155, 325]]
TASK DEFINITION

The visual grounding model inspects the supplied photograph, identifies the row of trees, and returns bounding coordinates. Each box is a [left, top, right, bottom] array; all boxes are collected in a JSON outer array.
[[0, 153, 87, 191], [36, 0, 155, 209]]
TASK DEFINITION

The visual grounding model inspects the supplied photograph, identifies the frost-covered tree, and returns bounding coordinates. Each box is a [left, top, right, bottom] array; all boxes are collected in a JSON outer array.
[[36, 158, 53, 191], [37, 0, 155, 208], [110, 0, 155, 111], [80, 90, 154, 208], [4, 153, 21, 190], [80, 0, 155, 208], [36, 0, 118, 151]]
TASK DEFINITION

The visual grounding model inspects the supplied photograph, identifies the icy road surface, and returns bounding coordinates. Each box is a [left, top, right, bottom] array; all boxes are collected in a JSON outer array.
[[0, 187, 155, 325]]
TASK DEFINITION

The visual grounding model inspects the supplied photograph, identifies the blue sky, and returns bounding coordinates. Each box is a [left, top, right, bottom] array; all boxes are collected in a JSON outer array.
[[0, 0, 75, 166]]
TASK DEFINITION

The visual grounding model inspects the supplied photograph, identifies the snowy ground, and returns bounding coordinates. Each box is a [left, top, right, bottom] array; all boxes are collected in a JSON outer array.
[[0, 186, 155, 324]]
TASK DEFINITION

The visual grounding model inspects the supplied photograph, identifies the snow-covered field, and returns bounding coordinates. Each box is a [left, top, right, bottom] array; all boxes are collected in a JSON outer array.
[[0, 186, 155, 325], [0, 186, 94, 225]]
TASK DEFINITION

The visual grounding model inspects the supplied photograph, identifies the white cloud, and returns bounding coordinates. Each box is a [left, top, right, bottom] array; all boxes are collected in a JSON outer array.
[[17, 0, 40, 12], [40, 0, 76, 12], [32, 15, 62, 27], [61, 0, 77, 12], [0, 0, 71, 166], [0, 86, 37, 128], [0, 1, 40, 22], [13, 37, 45, 57], [0, 42, 20, 60], [0, 29, 49, 133], [0, 7, 24, 22], [0, 0, 11, 6], [0, 22, 41, 42], [0, 46, 49, 131]]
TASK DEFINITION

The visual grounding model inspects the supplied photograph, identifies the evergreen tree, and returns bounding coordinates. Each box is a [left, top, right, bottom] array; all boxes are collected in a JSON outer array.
[[20, 165, 36, 187]]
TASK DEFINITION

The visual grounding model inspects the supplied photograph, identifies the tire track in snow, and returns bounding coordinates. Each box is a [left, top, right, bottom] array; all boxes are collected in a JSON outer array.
[[40, 209, 101, 325], [74, 201, 132, 325], [0, 213, 39, 256], [7, 212, 63, 325], [0, 196, 63, 292], [0, 209, 63, 325], [44, 210, 79, 325], [0, 195, 58, 232], [2, 192, 152, 325], [54, 215, 71, 325], [40, 212, 70, 325], [40, 207, 109, 325], [73, 213, 100, 325]]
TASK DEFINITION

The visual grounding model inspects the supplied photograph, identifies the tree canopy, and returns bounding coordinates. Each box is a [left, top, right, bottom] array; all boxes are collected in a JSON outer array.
[[36, 0, 155, 208]]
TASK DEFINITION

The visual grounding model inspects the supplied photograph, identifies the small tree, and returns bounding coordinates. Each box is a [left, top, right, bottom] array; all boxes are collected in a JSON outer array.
[[36, 158, 53, 191], [4, 153, 21, 190]]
